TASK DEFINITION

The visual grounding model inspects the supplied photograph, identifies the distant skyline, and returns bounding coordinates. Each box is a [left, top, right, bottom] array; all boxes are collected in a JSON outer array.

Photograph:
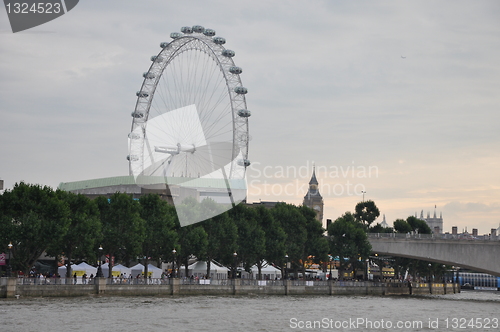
[[1, 1, 499, 234]]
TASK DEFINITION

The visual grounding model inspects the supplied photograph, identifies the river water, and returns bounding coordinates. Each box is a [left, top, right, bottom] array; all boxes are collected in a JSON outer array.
[[1, 291, 499, 331]]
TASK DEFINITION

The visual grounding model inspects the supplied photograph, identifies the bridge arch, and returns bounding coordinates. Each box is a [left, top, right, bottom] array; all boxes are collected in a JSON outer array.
[[368, 234, 500, 277]]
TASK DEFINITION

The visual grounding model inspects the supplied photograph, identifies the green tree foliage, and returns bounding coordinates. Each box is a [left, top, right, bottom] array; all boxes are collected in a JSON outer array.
[[407, 216, 432, 234], [354, 200, 380, 227], [0, 182, 70, 274], [300, 205, 329, 266], [328, 212, 371, 280], [199, 199, 238, 277], [229, 204, 266, 275], [177, 224, 207, 277], [393, 216, 432, 234], [271, 203, 308, 276], [4, 182, 441, 281], [393, 219, 412, 233], [369, 223, 393, 233], [139, 194, 177, 278], [47, 191, 102, 277], [256, 206, 286, 279], [95, 193, 145, 278]]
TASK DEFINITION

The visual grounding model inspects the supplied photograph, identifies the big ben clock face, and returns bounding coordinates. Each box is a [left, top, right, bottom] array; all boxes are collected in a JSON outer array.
[[313, 205, 321, 211]]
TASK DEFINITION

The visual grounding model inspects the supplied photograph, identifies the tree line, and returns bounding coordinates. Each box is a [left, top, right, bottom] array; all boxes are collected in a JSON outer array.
[[0, 182, 331, 279], [1, 182, 446, 281]]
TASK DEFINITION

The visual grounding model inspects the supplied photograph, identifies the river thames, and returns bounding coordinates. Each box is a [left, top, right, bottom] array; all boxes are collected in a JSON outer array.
[[1, 291, 499, 331]]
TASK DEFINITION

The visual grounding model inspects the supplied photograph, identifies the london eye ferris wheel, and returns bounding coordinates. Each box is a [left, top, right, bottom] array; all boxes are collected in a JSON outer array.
[[127, 25, 250, 222]]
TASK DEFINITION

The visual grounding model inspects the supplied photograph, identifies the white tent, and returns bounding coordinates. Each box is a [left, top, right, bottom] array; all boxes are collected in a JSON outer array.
[[101, 263, 131, 278], [57, 264, 76, 277], [146, 264, 162, 278], [183, 261, 228, 279], [129, 263, 163, 278], [57, 262, 97, 284], [241, 261, 282, 280], [75, 262, 98, 277]]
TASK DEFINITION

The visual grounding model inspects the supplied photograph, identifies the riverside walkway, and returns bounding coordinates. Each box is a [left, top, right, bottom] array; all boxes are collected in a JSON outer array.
[[1, 277, 458, 298]]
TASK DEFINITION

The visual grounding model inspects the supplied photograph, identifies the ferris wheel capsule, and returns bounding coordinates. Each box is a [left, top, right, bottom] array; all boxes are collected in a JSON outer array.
[[238, 159, 251, 167], [170, 32, 182, 39], [160, 42, 169, 48], [128, 132, 141, 140], [229, 66, 242, 74], [222, 50, 235, 57], [234, 87, 248, 94], [203, 29, 216, 36], [143, 72, 155, 79], [192, 25, 205, 33], [181, 26, 193, 34], [131, 111, 144, 119], [151, 55, 164, 62], [136, 91, 149, 98], [213, 36, 226, 45], [237, 109, 251, 117]]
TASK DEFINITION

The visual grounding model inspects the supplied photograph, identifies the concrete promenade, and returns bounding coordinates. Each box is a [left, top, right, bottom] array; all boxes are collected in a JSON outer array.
[[1, 278, 459, 298]]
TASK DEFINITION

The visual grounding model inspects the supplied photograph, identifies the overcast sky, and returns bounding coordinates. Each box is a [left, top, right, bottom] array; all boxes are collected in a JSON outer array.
[[1, 1, 499, 234]]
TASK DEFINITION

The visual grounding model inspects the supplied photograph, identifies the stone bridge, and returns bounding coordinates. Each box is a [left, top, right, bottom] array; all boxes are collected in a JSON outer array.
[[368, 233, 500, 276]]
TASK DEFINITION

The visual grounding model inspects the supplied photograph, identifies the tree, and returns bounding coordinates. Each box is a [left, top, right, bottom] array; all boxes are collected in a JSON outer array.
[[0, 183, 70, 275], [393, 219, 412, 233], [300, 205, 329, 270], [177, 224, 207, 278], [354, 200, 380, 228], [255, 206, 286, 279], [139, 194, 177, 279], [199, 199, 238, 278], [369, 223, 393, 233], [271, 203, 308, 277], [47, 191, 102, 277], [328, 212, 371, 280], [229, 204, 265, 277], [95, 193, 145, 278], [407, 216, 432, 234]]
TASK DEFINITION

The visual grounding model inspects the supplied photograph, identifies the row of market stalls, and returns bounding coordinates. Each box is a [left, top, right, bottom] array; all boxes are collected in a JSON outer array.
[[58, 263, 163, 279], [57, 260, 282, 282], [177, 261, 282, 280]]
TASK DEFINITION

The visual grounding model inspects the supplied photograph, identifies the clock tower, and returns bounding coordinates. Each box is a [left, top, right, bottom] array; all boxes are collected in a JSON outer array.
[[303, 166, 324, 223]]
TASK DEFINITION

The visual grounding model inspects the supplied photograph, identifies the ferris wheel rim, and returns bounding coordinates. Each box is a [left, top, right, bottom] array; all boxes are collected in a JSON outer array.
[[128, 26, 250, 182]]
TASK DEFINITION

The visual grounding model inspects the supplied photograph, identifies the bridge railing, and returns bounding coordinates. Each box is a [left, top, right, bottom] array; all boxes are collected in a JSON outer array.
[[368, 232, 499, 241]]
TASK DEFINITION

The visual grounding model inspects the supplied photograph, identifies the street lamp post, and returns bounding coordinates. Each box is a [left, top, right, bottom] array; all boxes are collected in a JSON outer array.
[[329, 255, 332, 281], [428, 263, 432, 294], [361, 190, 366, 202], [96, 245, 104, 278], [233, 252, 237, 279], [284, 254, 289, 280], [172, 249, 177, 278], [6, 242, 13, 278]]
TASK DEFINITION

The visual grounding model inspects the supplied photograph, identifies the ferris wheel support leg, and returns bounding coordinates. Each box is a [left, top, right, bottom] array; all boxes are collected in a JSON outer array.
[[221, 167, 235, 208]]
